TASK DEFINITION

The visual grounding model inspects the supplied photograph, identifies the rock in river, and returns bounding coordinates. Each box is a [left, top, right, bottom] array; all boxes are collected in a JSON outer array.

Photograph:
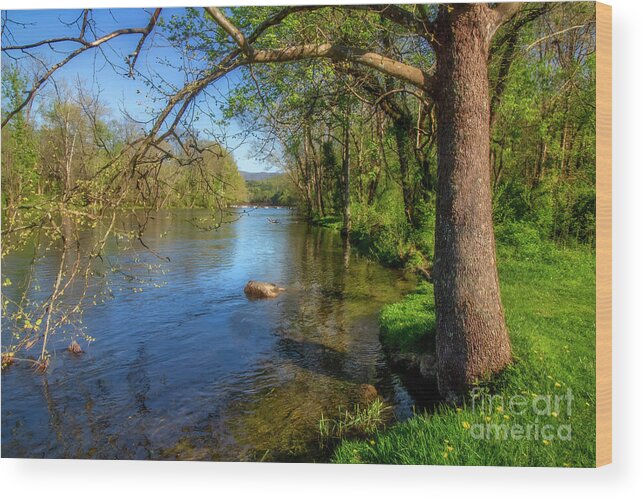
[[68, 340, 83, 354], [244, 280, 286, 299], [358, 383, 380, 405]]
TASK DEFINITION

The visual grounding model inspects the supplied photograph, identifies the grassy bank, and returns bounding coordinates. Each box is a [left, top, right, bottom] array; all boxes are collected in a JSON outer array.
[[332, 223, 596, 467]]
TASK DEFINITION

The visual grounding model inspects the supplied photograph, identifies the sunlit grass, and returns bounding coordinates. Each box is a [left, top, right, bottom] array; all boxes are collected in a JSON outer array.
[[333, 237, 596, 467], [319, 399, 390, 447], [379, 281, 435, 354]]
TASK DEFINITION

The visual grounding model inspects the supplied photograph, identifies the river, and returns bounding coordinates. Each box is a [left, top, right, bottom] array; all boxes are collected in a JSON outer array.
[[1, 207, 432, 461]]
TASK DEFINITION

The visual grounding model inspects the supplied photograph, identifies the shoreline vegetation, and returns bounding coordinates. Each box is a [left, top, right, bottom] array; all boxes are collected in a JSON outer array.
[[313, 216, 595, 467]]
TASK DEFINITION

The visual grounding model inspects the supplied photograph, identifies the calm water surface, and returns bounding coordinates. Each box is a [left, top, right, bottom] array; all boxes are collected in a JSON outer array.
[[2, 208, 430, 461]]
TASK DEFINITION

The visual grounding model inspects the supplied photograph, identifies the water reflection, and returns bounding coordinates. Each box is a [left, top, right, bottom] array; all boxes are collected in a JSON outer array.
[[2, 208, 421, 461]]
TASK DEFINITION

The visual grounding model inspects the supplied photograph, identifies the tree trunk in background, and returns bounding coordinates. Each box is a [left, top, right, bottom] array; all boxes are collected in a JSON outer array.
[[341, 104, 351, 238], [301, 127, 314, 217], [418, 153, 434, 201], [433, 4, 512, 399], [315, 159, 325, 217], [393, 113, 416, 227], [306, 126, 325, 217], [295, 154, 312, 218]]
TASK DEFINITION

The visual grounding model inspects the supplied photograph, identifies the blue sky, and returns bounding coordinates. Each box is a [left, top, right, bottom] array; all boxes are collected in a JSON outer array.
[[1, 7, 277, 173]]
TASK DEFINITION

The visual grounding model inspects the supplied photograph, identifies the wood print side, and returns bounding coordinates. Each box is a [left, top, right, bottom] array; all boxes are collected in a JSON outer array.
[[596, 1, 612, 468]]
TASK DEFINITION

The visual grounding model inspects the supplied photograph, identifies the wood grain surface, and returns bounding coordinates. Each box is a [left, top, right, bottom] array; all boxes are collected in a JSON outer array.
[[596, 1, 612, 468]]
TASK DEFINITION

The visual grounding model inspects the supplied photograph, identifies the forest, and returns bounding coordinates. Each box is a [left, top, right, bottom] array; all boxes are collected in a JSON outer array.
[[1, 3, 597, 465], [1, 74, 249, 211], [245, 174, 298, 206]]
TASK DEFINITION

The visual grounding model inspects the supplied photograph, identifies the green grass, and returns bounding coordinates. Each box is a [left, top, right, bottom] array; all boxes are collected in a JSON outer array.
[[332, 236, 596, 467], [311, 214, 344, 231], [319, 399, 391, 446], [379, 281, 435, 354]]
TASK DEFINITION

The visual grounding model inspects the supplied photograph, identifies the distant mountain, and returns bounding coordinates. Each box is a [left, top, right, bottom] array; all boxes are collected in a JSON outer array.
[[239, 170, 282, 181]]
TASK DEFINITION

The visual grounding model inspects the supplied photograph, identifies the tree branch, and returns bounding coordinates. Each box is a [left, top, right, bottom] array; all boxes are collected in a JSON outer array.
[[244, 6, 326, 45], [493, 2, 524, 28], [2, 10, 163, 128], [136, 6, 435, 165], [248, 43, 431, 90], [524, 23, 594, 52], [489, 4, 552, 127], [348, 4, 433, 36], [128, 8, 162, 77], [205, 6, 252, 55]]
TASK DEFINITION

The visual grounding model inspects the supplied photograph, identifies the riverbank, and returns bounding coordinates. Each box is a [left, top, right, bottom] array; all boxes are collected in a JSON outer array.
[[325, 221, 596, 467]]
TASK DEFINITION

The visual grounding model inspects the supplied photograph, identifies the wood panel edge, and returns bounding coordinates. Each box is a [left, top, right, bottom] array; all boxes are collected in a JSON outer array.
[[595, 0, 612, 468]]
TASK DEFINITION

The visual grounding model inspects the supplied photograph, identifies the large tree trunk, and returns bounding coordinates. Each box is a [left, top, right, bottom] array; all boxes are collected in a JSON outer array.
[[433, 4, 512, 399]]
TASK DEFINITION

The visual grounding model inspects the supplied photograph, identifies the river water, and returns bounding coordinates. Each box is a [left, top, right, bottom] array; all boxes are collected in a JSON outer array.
[[1, 208, 430, 461]]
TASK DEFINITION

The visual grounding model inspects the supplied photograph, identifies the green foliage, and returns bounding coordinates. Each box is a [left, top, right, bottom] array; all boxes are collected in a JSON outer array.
[[246, 174, 296, 206], [495, 220, 555, 260], [0, 76, 249, 212], [167, 146, 249, 208], [489, 2, 596, 246], [346, 192, 432, 269], [311, 214, 343, 231], [1, 63, 39, 206], [312, 193, 435, 276], [350, 195, 412, 267]]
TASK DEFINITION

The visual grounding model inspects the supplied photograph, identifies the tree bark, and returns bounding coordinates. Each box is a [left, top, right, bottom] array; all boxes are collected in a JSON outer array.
[[393, 115, 414, 226], [311, 136, 325, 217], [341, 102, 351, 238], [433, 4, 512, 399]]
